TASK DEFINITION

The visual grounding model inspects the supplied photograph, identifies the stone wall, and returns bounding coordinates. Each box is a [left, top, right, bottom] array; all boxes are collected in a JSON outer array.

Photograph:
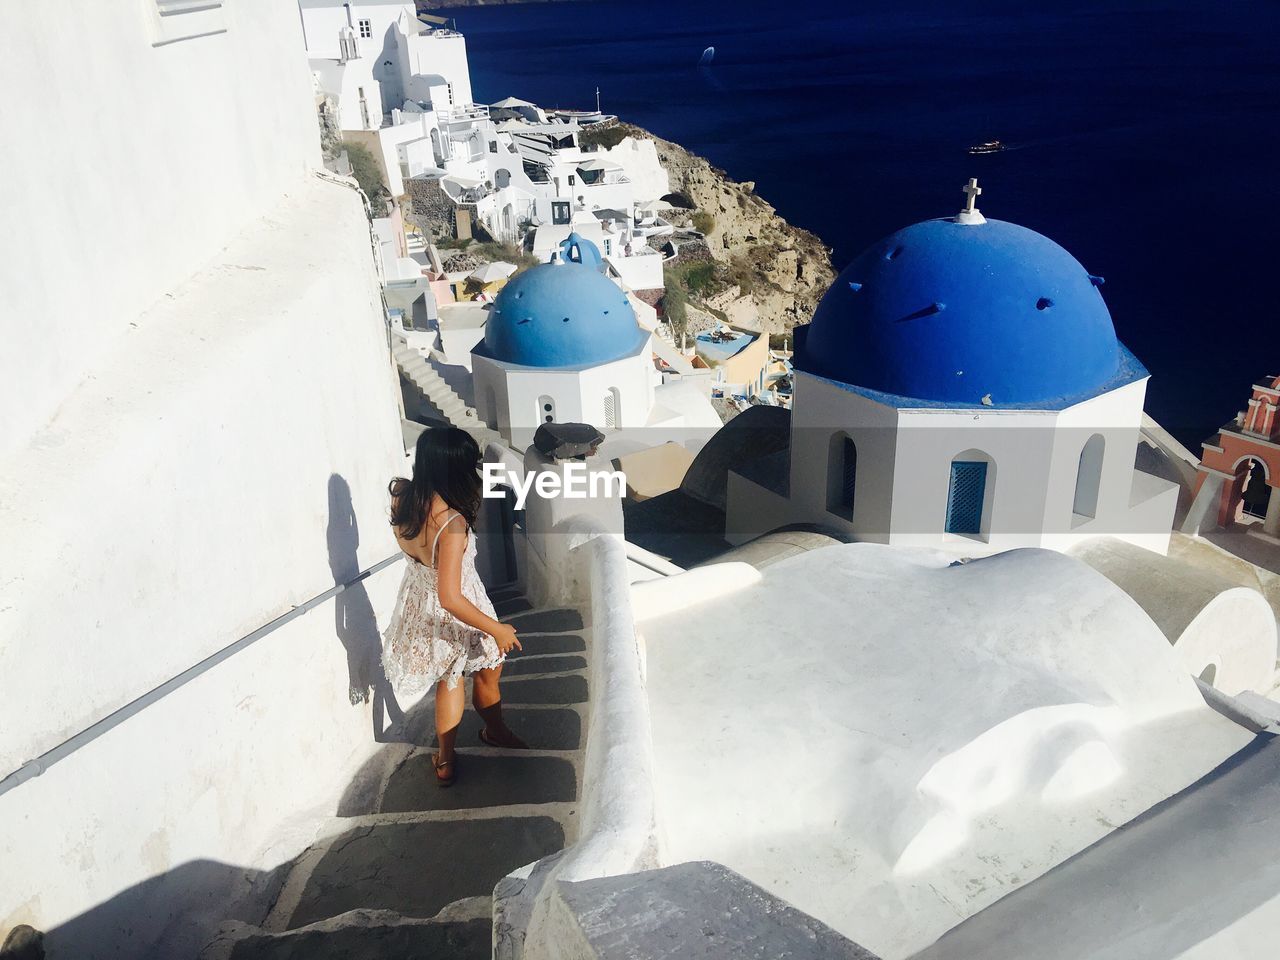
[[406, 177, 457, 240]]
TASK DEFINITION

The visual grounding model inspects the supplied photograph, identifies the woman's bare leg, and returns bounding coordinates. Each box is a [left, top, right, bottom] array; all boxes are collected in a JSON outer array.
[[472, 662, 503, 710], [435, 678, 465, 780], [473, 664, 527, 748]]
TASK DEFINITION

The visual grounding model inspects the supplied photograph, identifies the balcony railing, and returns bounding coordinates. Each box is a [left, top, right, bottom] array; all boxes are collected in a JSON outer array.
[[437, 103, 492, 123]]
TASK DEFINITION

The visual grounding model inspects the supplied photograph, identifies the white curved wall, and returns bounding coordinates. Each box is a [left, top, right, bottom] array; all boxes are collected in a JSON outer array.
[[637, 545, 1252, 959], [1175, 589, 1278, 694], [0, 0, 321, 456], [1070, 537, 1278, 695]]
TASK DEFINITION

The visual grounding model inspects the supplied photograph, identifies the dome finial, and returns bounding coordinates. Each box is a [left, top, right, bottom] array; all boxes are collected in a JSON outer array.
[[956, 177, 986, 225]]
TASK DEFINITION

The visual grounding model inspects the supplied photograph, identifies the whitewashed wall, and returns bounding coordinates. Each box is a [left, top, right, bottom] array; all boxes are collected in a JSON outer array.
[[0, 0, 321, 457], [406, 32, 474, 106], [473, 348, 656, 449], [0, 176, 408, 959], [604, 138, 671, 204], [607, 251, 665, 290], [0, 3, 409, 954], [299, 0, 412, 61], [740, 371, 1177, 555]]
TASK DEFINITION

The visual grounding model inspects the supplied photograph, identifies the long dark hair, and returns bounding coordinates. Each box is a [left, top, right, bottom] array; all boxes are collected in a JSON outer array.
[[389, 427, 482, 540]]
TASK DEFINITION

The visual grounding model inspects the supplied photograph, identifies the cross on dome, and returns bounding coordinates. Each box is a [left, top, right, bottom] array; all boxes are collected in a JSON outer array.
[[956, 177, 986, 225]]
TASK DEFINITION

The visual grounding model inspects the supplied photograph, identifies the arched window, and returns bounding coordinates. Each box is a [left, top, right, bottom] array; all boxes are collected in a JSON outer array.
[[946, 450, 994, 537], [603, 387, 621, 429], [537, 395, 555, 424], [1241, 458, 1271, 520], [826, 433, 857, 519], [495, 168, 511, 189], [1073, 434, 1106, 519]]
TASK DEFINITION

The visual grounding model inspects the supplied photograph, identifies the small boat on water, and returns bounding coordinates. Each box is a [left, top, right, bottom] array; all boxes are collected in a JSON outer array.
[[968, 140, 1006, 155], [699, 46, 715, 65]]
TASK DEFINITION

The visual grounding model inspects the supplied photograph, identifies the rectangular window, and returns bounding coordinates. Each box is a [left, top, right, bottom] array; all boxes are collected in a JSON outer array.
[[946, 461, 988, 535], [358, 18, 372, 39], [603, 239, 612, 256], [552, 201, 571, 225]]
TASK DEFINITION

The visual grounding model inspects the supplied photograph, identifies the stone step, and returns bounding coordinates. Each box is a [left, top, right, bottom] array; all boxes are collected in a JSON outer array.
[[399, 698, 583, 749], [285, 817, 564, 930], [375, 751, 577, 814], [432, 401, 466, 418], [227, 910, 490, 960], [418, 381, 457, 401], [503, 608, 585, 633], [423, 381, 457, 399], [419, 705, 583, 751], [494, 596, 534, 618], [499, 673, 589, 705], [486, 585, 524, 604], [501, 653, 587, 677], [512, 633, 586, 656]]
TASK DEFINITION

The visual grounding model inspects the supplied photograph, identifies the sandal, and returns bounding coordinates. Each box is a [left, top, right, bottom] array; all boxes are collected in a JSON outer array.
[[432, 753, 456, 788], [479, 727, 529, 750]]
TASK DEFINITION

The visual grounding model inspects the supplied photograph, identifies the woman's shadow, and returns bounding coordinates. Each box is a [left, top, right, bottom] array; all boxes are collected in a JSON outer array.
[[326, 474, 404, 741]]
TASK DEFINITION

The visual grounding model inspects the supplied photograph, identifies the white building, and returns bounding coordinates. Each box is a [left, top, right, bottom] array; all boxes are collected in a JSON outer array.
[[299, 0, 473, 120], [726, 183, 1180, 555], [300, 2, 566, 247], [472, 235, 717, 451], [472, 235, 657, 448]]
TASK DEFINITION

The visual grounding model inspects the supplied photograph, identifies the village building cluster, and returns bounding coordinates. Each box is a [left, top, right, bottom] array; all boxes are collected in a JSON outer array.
[[2, 3, 1279, 960]]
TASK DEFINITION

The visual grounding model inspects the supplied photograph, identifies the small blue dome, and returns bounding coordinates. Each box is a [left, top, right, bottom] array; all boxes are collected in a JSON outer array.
[[476, 246, 646, 368], [796, 217, 1140, 408]]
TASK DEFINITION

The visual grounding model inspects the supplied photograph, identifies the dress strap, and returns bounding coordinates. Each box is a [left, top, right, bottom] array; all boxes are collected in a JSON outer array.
[[430, 511, 465, 564]]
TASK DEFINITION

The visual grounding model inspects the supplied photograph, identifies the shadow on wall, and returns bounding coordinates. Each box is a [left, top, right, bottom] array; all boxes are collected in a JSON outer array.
[[16, 481, 407, 958], [326, 473, 404, 741], [43, 858, 287, 960], [40, 680, 478, 957]]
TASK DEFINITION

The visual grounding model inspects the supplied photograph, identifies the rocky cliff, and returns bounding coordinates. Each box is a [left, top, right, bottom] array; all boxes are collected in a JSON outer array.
[[630, 125, 835, 334]]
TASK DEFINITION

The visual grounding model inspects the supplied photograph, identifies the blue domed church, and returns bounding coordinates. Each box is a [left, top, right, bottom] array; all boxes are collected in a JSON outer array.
[[725, 181, 1180, 554], [472, 234, 658, 448]]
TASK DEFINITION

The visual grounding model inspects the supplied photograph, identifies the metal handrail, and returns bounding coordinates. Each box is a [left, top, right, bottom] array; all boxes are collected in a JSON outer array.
[[0, 552, 406, 798]]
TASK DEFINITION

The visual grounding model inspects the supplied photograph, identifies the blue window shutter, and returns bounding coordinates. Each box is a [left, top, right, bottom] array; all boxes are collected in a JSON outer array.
[[946, 461, 988, 534]]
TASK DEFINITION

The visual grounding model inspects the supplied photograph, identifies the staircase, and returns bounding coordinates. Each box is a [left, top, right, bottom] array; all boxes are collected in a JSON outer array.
[[203, 592, 589, 960], [394, 341, 501, 448]]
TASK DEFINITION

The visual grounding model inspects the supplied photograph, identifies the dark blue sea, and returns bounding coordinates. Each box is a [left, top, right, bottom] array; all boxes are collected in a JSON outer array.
[[445, 0, 1279, 447]]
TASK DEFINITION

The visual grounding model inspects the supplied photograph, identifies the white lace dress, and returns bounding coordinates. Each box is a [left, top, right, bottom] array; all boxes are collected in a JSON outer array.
[[381, 512, 505, 693]]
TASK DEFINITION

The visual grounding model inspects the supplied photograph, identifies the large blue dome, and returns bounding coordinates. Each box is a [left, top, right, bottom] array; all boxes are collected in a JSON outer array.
[[795, 217, 1144, 408], [474, 235, 647, 368]]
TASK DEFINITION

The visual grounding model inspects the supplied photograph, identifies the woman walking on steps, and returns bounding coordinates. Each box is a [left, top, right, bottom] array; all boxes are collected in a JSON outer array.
[[382, 427, 527, 787]]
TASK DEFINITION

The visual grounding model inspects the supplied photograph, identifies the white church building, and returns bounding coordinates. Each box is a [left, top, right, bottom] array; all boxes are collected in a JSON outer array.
[[471, 234, 719, 451], [472, 235, 656, 448], [726, 181, 1180, 555]]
